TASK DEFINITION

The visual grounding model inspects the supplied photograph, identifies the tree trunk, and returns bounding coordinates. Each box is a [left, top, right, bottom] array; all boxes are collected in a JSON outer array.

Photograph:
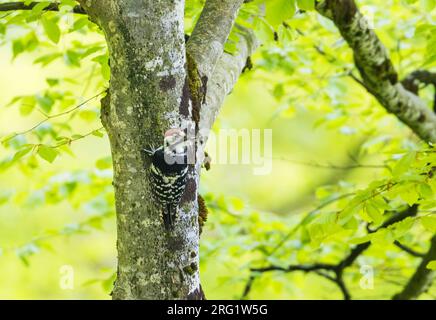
[[79, 0, 201, 300]]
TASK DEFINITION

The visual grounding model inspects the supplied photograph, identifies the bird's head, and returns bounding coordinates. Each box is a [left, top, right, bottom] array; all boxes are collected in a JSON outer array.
[[164, 128, 189, 157]]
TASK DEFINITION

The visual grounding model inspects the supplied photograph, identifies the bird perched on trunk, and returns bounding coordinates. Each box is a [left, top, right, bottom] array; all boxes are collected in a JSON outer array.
[[145, 128, 190, 231]]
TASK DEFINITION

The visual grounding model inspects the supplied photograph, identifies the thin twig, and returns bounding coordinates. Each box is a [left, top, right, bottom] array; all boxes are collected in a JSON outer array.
[[347, 70, 376, 95], [268, 193, 355, 257], [394, 241, 425, 258], [0, 11, 13, 19], [274, 156, 388, 170], [49, 126, 104, 148]]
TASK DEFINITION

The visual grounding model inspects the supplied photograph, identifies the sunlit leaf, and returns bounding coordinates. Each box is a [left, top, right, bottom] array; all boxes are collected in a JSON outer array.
[[41, 17, 61, 44], [37, 145, 59, 163]]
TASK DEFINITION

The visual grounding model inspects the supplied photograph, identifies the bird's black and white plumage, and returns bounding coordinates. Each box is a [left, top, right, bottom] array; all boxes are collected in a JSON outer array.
[[146, 129, 189, 231]]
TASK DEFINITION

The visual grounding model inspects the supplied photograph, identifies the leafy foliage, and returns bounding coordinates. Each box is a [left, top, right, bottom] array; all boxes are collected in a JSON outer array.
[[0, 0, 435, 299]]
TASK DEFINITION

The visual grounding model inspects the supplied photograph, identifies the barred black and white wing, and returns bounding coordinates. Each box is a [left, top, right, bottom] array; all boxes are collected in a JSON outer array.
[[148, 148, 188, 230]]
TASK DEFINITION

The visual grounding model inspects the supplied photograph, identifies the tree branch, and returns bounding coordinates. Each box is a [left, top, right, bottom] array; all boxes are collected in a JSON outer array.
[[335, 275, 351, 300], [242, 205, 419, 299], [187, 0, 245, 80], [393, 235, 436, 299], [394, 241, 425, 258], [199, 25, 258, 135], [251, 263, 336, 273], [241, 275, 255, 299], [336, 205, 419, 272], [246, 263, 353, 299], [401, 70, 436, 113], [315, 0, 436, 143], [186, 1, 255, 167], [0, 2, 86, 14]]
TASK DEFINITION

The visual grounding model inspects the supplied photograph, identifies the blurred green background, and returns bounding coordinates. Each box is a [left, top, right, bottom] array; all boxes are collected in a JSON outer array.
[[0, 0, 435, 299]]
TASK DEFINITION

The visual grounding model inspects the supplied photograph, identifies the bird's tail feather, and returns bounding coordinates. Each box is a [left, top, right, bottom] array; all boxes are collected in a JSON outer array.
[[163, 204, 176, 231]]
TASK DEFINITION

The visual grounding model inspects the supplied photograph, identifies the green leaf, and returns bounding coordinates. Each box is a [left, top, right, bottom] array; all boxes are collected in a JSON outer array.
[[102, 272, 116, 293], [230, 197, 244, 211], [34, 53, 63, 66], [92, 53, 110, 79], [349, 234, 372, 245], [15, 243, 39, 267], [390, 217, 415, 238], [421, 216, 436, 232], [427, 261, 436, 270], [12, 40, 24, 58], [41, 17, 61, 44], [419, 183, 434, 198], [13, 147, 33, 161], [96, 157, 112, 170], [0, 191, 12, 206], [371, 228, 395, 245], [79, 110, 98, 122], [19, 103, 34, 116], [31, 1, 51, 14], [46, 78, 59, 87], [297, 0, 315, 10], [36, 94, 54, 113], [307, 213, 342, 244], [92, 130, 104, 138], [72, 17, 89, 31], [254, 18, 275, 43], [37, 146, 58, 163], [392, 152, 416, 178], [265, 0, 296, 29], [399, 187, 419, 206], [15, 32, 39, 56], [365, 203, 384, 225], [81, 278, 101, 287], [64, 50, 81, 67], [59, 0, 77, 7], [421, 0, 436, 11], [82, 46, 104, 59]]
